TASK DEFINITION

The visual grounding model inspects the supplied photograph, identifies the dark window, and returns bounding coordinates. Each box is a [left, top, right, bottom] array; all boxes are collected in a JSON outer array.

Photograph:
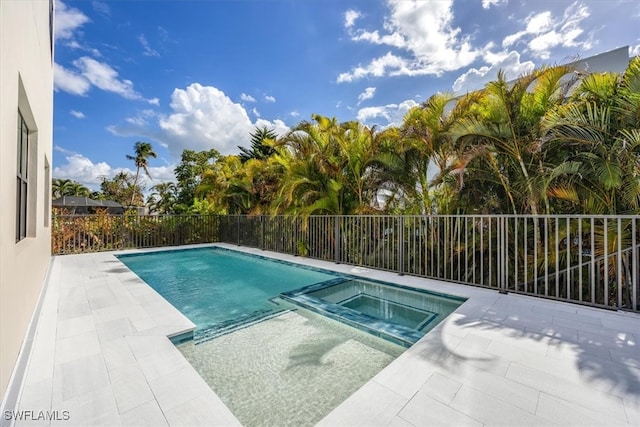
[[16, 112, 29, 242]]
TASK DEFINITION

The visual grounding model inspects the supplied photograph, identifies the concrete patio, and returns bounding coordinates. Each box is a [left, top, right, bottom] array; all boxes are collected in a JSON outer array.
[[6, 243, 639, 426]]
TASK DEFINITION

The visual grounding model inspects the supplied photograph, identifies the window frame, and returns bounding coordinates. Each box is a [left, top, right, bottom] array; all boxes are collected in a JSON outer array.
[[16, 111, 29, 242]]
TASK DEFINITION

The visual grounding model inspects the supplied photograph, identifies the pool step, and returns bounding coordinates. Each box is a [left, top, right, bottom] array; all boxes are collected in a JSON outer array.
[[194, 309, 292, 344]]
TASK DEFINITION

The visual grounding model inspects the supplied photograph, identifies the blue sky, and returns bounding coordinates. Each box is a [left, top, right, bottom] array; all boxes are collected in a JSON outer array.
[[53, 0, 640, 191]]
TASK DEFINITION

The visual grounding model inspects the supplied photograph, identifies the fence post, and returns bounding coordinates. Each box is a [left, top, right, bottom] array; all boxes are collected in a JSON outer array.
[[261, 216, 266, 250], [237, 215, 241, 246], [499, 216, 508, 294], [334, 216, 341, 264], [398, 216, 405, 276], [293, 217, 298, 256]]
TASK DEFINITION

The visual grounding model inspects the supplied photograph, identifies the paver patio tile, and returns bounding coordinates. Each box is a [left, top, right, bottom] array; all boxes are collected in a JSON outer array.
[[536, 392, 628, 426], [111, 373, 155, 415], [147, 366, 213, 413], [54, 331, 101, 366], [421, 372, 462, 405], [371, 352, 437, 400], [318, 380, 408, 426], [120, 400, 169, 427], [506, 362, 628, 422], [56, 314, 96, 340], [449, 384, 552, 426], [398, 388, 482, 427], [53, 354, 110, 404], [434, 361, 540, 413], [95, 318, 136, 344], [163, 394, 241, 427]]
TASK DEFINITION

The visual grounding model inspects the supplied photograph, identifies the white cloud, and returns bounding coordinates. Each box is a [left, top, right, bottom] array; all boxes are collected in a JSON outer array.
[[158, 26, 170, 43], [252, 107, 261, 118], [344, 9, 361, 29], [65, 40, 102, 57], [56, 57, 157, 102], [53, 153, 175, 190], [109, 83, 290, 158], [502, 3, 592, 60], [53, 154, 114, 187], [148, 165, 176, 182], [125, 117, 145, 126], [357, 87, 376, 105], [139, 34, 160, 57], [55, 0, 90, 41], [337, 52, 408, 83], [255, 119, 290, 138], [290, 111, 300, 117], [123, 109, 158, 127], [357, 99, 418, 127], [91, 1, 111, 17], [265, 95, 276, 103], [73, 57, 141, 99], [482, 0, 508, 9], [452, 50, 535, 93], [70, 110, 85, 119], [54, 62, 91, 95], [54, 145, 77, 155], [339, 0, 479, 82], [158, 83, 255, 156], [241, 93, 257, 102]]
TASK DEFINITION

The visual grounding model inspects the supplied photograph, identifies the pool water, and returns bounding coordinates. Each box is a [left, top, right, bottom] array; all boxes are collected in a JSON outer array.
[[118, 247, 337, 334], [341, 294, 437, 329], [177, 307, 403, 427]]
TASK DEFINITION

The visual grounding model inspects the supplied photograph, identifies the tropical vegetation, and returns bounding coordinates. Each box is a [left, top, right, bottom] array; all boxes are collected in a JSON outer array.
[[162, 57, 640, 217]]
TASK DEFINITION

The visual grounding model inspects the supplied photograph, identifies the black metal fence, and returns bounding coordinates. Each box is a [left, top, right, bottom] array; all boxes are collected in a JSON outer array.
[[53, 213, 640, 312], [52, 214, 219, 254], [219, 215, 640, 312]]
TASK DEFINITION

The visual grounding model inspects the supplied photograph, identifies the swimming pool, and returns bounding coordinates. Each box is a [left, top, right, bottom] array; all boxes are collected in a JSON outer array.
[[118, 247, 338, 339], [118, 246, 464, 426]]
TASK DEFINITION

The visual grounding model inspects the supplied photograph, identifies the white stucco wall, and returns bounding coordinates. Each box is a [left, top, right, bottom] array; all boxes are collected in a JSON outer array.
[[0, 0, 54, 401]]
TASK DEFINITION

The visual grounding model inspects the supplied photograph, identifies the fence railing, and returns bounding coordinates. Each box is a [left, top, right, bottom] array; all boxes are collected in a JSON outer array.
[[218, 215, 640, 312], [53, 213, 640, 311], [52, 214, 219, 254]]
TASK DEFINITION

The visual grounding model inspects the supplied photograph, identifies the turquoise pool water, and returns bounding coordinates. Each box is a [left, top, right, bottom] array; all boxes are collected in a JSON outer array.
[[118, 247, 337, 333]]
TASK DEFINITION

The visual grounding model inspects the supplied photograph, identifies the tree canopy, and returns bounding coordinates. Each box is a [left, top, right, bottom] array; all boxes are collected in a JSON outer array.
[[141, 58, 640, 217]]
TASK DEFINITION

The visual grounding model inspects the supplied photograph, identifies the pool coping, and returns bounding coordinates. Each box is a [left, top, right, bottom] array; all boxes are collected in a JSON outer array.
[[7, 243, 640, 426]]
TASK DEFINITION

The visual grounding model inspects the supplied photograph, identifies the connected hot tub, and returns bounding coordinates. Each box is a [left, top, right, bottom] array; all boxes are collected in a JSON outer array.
[[281, 277, 465, 347]]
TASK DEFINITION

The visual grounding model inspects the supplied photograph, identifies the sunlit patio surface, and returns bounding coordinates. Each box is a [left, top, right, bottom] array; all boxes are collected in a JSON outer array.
[[11, 243, 639, 426]]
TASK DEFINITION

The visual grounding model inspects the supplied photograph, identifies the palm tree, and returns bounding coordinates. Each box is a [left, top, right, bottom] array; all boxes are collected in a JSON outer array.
[[52, 178, 72, 198], [238, 126, 277, 163], [397, 91, 481, 214], [126, 141, 157, 206], [449, 65, 576, 214], [147, 182, 178, 214], [270, 115, 397, 216], [269, 115, 351, 216], [52, 178, 90, 198], [541, 57, 640, 214]]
